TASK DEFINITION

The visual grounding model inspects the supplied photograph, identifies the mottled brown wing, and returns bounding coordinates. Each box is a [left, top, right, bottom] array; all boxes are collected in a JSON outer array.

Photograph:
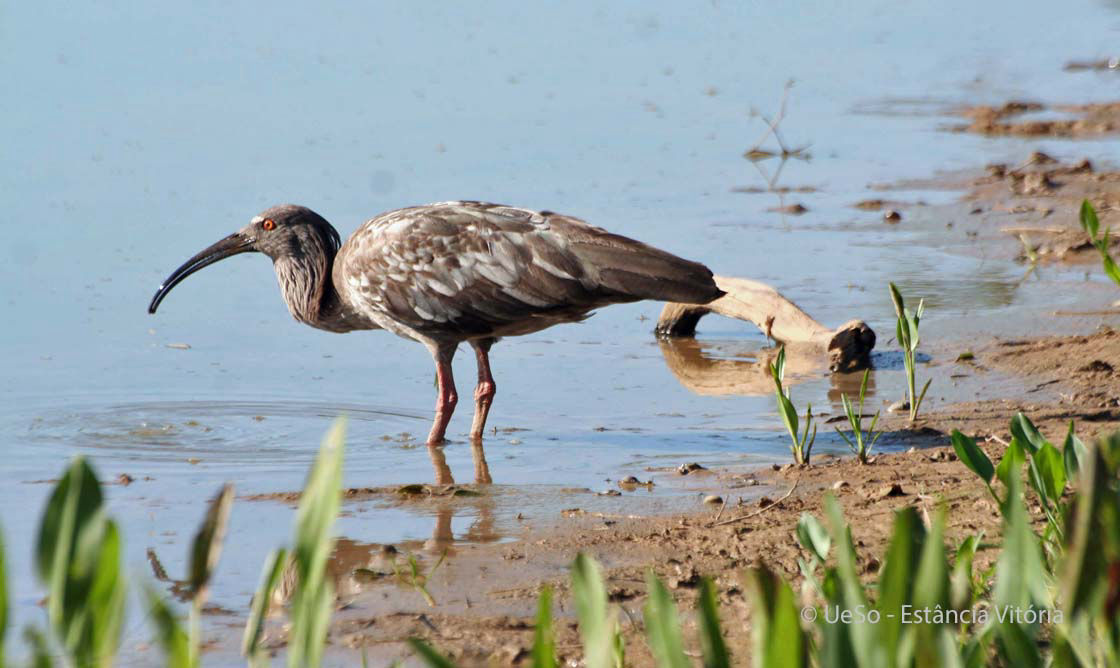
[[338, 202, 610, 338]]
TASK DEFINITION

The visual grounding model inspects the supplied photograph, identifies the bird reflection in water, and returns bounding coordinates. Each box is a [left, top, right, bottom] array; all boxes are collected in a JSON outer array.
[[658, 337, 876, 415]]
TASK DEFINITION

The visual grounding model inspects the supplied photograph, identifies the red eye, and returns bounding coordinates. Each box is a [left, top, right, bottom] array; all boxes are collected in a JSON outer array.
[[262, 219, 276, 231]]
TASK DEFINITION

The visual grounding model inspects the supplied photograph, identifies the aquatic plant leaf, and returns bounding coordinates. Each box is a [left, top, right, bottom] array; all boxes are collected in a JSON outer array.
[[1059, 434, 1120, 619], [697, 578, 730, 668], [34, 456, 128, 665], [1061, 421, 1087, 482], [1080, 199, 1100, 238], [1010, 412, 1047, 455], [642, 572, 689, 668], [1100, 243, 1120, 286], [188, 483, 234, 601], [287, 418, 346, 668], [531, 586, 556, 668], [951, 430, 994, 485], [876, 507, 924, 664], [950, 534, 981, 612], [145, 584, 192, 668], [241, 547, 288, 658], [88, 518, 126, 663], [796, 513, 831, 563], [911, 507, 950, 663], [1032, 442, 1066, 506], [994, 437, 1025, 494], [408, 638, 459, 668], [743, 565, 806, 668], [571, 553, 614, 668], [888, 282, 906, 321], [823, 495, 874, 663]]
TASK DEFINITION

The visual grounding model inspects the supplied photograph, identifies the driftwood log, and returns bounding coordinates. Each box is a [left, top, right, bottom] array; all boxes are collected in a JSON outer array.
[[656, 275, 875, 372]]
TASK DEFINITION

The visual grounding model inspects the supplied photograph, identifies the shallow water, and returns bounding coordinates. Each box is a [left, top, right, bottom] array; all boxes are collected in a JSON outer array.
[[3, 0, 1120, 659]]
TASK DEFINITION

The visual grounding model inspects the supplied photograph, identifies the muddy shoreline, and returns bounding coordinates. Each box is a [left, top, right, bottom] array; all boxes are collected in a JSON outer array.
[[228, 121, 1120, 666]]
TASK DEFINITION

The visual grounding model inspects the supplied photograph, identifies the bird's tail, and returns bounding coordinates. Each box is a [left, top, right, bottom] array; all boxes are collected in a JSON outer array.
[[558, 221, 725, 305]]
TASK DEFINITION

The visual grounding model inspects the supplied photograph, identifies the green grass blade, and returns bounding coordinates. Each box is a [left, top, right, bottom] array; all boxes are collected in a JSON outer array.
[[188, 483, 234, 601], [408, 638, 460, 668], [743, 566, 807, 668], [1079, 199, 1100, 238], [642, 572, 689, 668], [876, 507, 924, 663], [89, 518, 126, 664], [531, 587, 556, 668], [145, 584, 192, 668], [697, 578, 730, 668], [1032, 442, 1066, 507], [951, 430, 994, 484], [241, 547, 288, 658], [950, 534, 980, 611], [571, 553, 614, 668]]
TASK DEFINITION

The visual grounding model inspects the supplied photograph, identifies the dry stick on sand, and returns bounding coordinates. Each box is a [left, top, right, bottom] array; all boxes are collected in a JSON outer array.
[[657, 275, 876, 372], [709, 477, 800, 528]]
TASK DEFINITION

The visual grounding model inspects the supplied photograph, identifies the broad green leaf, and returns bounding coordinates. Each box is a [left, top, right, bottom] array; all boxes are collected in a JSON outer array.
[[408, 638, 459, 668], [188, 483, 234, 600], [1079, 199, 1100, 238], [642, 572, 689, 668], [531, 587, 556, 668], [777, 393, 800, 446], [951, 430, 994, 484], [571, 553, 614, 668], [697, 578, 730, 668], [995, 437, 1025, 493], [145, 584, 192, 668], [242, 547, 288, 658], [796, 513, 831, 563], [1061, 421, 1086, 482], [1010, 413, 1047, 455], [88, 519, 126, 664], [1032, 443, 1066, 505], [743, 566, 806, 668]]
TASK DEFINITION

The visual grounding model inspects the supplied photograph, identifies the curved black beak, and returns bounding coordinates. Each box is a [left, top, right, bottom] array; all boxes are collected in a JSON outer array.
[[148, 232, 255, 314]]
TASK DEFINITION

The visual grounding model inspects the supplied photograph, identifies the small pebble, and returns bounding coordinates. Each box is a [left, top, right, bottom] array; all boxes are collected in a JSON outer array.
[[597, 489, 621, 497], [166, 343, 191, 350], [703, 495, 723, 505], [883, 210, 902, 223], [831, 480, 850, 490]]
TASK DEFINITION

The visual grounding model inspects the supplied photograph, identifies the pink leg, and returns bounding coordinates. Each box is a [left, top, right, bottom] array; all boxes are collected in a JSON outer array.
[[469, 339, 497, 441], [427, 343, 458, 446]]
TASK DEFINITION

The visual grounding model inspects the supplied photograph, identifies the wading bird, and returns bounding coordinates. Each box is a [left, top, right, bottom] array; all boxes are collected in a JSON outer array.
[[149, 202, 723, 445]]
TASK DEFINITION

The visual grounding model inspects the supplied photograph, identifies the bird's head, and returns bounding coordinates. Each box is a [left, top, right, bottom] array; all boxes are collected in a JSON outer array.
[[148, 204, 342, 314]]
